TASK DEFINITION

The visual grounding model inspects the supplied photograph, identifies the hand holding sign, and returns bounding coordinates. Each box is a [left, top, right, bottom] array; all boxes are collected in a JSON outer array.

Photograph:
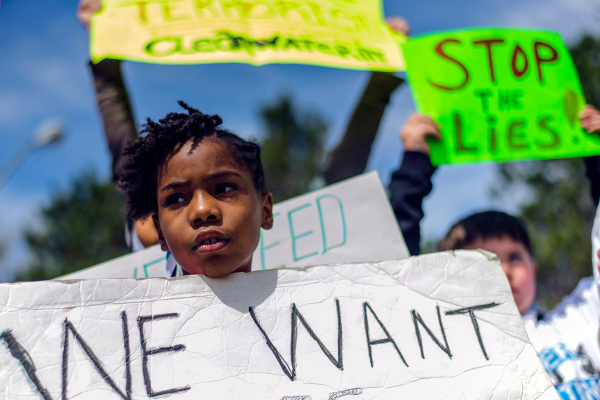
[[77, 0, 102, 32], [403, 28, 600, 165], [580, 105, 600, 134], [400, 113, 442, 155], [385, 16, 410, 37]]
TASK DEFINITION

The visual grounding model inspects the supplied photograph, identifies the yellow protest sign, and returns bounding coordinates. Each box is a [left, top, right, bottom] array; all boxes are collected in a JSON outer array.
[[90, 0, 406, 71]]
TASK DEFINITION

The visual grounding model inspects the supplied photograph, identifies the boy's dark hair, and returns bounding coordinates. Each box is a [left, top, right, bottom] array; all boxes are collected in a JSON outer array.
[[117, 101, 266, 220], [437, 210, 535, 257]]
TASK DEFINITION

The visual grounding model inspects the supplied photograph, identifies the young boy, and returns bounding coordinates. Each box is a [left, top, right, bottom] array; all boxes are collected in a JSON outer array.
[[390, 109, 600, 397], [437, 211, 537, 315], [117, 101, 274, 278]]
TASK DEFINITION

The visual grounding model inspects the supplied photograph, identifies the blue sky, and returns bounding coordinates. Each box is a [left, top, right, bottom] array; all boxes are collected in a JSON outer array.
[[0, 0, 599, 281]]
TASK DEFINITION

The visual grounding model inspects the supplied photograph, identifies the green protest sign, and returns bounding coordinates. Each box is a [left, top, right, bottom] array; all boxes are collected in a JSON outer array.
[[402, 28, 600, 165]]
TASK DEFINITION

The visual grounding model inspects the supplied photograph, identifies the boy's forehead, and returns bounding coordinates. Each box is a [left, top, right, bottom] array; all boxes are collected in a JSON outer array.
[[467, 235, 527, 251], [158, 138, 248, 181]]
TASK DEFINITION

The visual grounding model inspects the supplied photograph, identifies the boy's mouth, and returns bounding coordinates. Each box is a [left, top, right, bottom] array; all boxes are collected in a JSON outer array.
[[193, 231, 230, 253]]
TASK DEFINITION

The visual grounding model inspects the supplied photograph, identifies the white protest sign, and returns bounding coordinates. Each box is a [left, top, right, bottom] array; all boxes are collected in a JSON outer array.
[[5, 251, 557, 399], [253, 171, 407, 270], [59, 243, 167, 280], [60, 172, 408, 279]]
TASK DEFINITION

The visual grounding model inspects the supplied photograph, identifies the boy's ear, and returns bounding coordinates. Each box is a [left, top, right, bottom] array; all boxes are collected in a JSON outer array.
[[152, 214, 169, 252], [261, 192, 274, 230]]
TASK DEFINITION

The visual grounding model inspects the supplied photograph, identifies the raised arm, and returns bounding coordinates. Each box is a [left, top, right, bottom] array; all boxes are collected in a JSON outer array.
[[79, 0, 158, 249], [389, 114, 441, 255], [89, 59, 139, 182], [322, 17, 409, 184], [78, 0, 138, 183]]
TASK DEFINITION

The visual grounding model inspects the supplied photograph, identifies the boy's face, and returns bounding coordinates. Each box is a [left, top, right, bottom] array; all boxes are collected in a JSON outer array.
[[463, 236, 537, 314], [153, 139, 273, 278]]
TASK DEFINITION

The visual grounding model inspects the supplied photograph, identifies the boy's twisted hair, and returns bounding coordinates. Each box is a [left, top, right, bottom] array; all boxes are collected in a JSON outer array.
[[117, 101, 266, 220]]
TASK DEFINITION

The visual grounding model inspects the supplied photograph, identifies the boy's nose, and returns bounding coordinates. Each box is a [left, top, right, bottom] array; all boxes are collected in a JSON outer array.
[[189, 192, 222, 225]]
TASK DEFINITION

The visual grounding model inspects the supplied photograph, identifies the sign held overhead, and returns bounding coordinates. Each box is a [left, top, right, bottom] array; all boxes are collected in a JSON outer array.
[[403, 28, 600, 165], [91, 0, 406, 71]]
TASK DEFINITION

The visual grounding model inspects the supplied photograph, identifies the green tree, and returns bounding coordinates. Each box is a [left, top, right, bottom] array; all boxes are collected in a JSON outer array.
[[259, 96, 328, 202], [15, 172, 129, 281], [571, 34, 600, 109], [493, 35, 600, 308]]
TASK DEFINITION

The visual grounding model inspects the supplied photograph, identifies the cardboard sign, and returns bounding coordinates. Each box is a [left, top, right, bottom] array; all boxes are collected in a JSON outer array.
[[90, 0, 405, 71], [60, 172, 409, 279], [1, 251, 558, 399], [402, 28, 600, 165], [253, 171, 408, 270], [59, 243, 167, 280]]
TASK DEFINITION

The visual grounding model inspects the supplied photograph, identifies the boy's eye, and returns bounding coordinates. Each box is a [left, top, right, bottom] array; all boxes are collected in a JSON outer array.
[[215, 183, 237, 195], [165, 195, 187, 206], [509, 252, 522, 262]]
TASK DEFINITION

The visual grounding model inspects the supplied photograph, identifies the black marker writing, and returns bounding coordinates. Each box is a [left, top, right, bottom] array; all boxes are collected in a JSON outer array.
[[0, 330, 53, 400], [329, 388, 362, 399], [137, 313, 190, 397], [363, 302, 408, 367], [411, 306, 452, 359], [250, 298, 343, 381], [445, 302, 501, 360], [62, 311, 132, 400]]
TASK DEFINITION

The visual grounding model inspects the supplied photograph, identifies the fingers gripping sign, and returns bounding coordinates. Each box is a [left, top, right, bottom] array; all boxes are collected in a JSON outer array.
[[385, 16, 410, 37], [77, 0, 103, 32], [400, 114, 442, 155], [579, 105, 600, 135]]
